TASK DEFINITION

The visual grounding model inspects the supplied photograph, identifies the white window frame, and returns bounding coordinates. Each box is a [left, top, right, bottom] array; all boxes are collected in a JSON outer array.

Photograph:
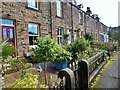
[[0, 19, 14, 27], [28, 0, 38, 10], [57, 27, 63, 45], [74, 32, 77, 41], [56, 0, 62, 17], [87, 16, 89, 26], [28, 23, 39, 47], [67, 29, 71, 44], [79, 12, 83, 24]]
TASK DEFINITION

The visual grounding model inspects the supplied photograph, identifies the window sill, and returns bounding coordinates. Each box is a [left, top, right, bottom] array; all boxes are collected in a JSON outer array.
[[56, 15, 64, 19], [79, 23, 83, 25], [29, 45, 38, 49], [26, 6, 42, 13]]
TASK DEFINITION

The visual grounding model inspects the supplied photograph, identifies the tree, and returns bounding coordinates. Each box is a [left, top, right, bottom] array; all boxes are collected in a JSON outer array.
[[32, 35, 58, 85], [109, 32, 120, 47]]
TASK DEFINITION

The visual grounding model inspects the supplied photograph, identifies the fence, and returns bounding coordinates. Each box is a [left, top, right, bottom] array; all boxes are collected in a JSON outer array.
[[54, 51, 106, 90]]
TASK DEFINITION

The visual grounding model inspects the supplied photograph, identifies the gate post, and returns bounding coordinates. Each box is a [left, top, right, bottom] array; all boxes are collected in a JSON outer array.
[[78, 59, 89, 89], [58, 68, 75, 90]]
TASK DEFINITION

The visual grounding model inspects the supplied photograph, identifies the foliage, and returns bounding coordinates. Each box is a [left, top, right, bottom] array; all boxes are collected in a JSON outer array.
[[39, 85, 48, 89], [6, 56, 21, 72], [82, 47, 101, 60], [84, 32, 94, 43], [32, 35, 58, 62], [6, 56, 18, 65], [25, 68, 39, 75], [72, 38, 89, 54], [76, 28, 81, 38], [21, 68, 39, 78], [108, 32, 120, 47], [53, 46, 72, 63], [6, 73, 38, 88], [66, 38, 89, 60], [1, 38, 16, 59], [32, 35, 59, 85], [109, 32, 120, 41], [24, 63, 33, 69], [92, 40, 104, 49], [0, 38, 17, 75]]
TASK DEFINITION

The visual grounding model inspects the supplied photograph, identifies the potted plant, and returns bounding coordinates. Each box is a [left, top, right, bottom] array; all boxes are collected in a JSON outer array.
[[53, 46, 72, 69]]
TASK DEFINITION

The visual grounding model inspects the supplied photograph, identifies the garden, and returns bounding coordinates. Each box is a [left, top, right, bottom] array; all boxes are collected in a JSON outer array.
[[0, 32, 118, 89]]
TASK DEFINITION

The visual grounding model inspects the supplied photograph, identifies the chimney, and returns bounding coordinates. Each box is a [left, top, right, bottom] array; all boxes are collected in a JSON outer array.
[[86, 7, 92, 15], [77, 4, 84, 9], [92, 14, 100, 21]]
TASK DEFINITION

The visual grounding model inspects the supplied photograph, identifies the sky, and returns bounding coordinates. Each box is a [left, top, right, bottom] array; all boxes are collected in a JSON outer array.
[[77, 0, 119, 27]]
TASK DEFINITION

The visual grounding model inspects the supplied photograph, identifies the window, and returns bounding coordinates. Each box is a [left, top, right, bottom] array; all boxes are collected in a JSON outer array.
[[56, 0, 63, 17], [79, 12, 83, 25], [57, 27, 63, 45], [28, 0, 38, 9], [67, 29, 71, 44], [74, 32, 77, 41], [86, 16, 89, 26], [1, 19, 15, 46], [28, 23, 39, 45], [81, 31, 83, 37], [1, 19, 14, 26]]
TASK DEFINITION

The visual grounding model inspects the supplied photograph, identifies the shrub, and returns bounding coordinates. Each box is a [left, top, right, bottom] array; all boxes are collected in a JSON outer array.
[[1, 38, 16, 75], [66, 38, 89, 60], [6, 73, 38, 88], [53, 46, 72, 63], [24, 63, 33, 69], [84, 32, 94, 44], [25, 68, 39, 75], [32, 35, 58, 62]]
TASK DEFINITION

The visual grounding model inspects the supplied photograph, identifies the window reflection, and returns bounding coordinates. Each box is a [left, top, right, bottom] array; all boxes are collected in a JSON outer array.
[[3, 28, 7, 39], [10, 29, 14, 43], [1, 19, 14, 26]]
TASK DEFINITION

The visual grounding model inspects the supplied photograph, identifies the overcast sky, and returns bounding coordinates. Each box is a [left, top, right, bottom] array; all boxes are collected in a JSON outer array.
[[77, 0, 119, 27]]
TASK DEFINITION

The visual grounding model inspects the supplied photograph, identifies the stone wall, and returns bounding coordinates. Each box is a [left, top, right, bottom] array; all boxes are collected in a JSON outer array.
[[1, 2, 50, 59]]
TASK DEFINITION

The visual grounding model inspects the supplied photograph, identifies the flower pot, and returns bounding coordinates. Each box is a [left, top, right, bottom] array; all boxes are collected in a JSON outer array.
[[55, 61, 68, 70]]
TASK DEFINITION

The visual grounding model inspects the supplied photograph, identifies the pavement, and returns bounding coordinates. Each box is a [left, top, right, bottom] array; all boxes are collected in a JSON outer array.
[[95, 53, 120, 89]]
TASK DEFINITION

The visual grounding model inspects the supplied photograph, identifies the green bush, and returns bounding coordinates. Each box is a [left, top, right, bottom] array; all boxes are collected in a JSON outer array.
[[84, 32, 94, 44], [25, 68, 39, 75], [53, 46, 72, 63], [24, 63, 33, 69], [32, 35, 58, 62], [6, 73, 38, 88], [66, 38, 89, 60]]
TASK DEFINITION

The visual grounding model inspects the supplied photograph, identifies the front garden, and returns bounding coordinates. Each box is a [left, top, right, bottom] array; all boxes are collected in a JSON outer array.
[[0, 32, 118, 89]]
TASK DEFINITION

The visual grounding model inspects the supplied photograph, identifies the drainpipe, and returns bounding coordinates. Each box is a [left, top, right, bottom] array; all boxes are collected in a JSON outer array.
[[70, 2, 74, 42], [84, 15, 87, 35], [50, 0, 53, 38]]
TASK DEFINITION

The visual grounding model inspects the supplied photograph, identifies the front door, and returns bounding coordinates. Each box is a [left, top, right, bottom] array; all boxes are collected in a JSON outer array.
[[2, 26, 15, 46], [1, 19, 16, 57]]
